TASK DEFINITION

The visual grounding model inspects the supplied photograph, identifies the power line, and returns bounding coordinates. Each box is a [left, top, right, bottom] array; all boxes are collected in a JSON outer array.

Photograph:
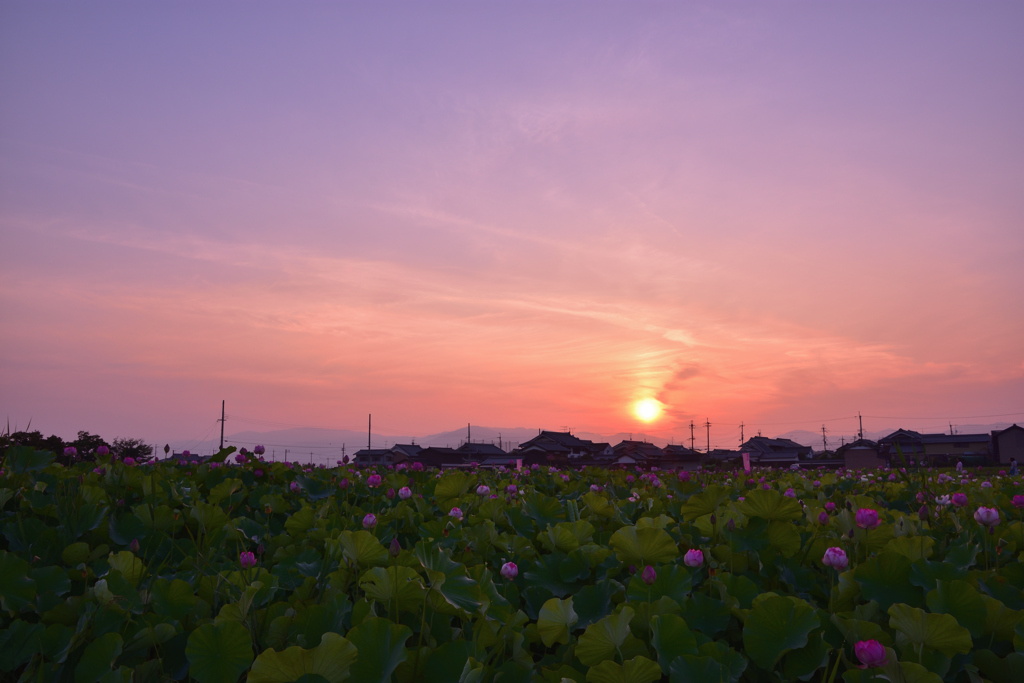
[[862, 410, 1024, 420]]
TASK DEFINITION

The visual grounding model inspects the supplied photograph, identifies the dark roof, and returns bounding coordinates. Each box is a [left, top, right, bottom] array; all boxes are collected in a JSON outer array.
[[835, 438, 879, 455], [353, 448, 393, 458], [456, 442, 507, 456], [992, 423, 1024, 437], [878, 429, 923, 443], [391, 444, 423, 457], [740, 436, 810, 454], [921, 433, 990, 445], [519, 431, 605, 453]]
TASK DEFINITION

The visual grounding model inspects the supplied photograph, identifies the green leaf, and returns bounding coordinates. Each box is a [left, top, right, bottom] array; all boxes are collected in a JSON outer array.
[[249, 632, 358, 683], [680, 592, 731, 636], [586, 656, 662, 683], [576, 607, 635, 667], [781, 631, 830, 681], [190, 501, 229, 534], [650, 614, 698, 674], [523, 492, 566, 528], [0, 620, 44, 672], [926, 580, 987, 638], [669, 642, 747, 683], [766, 521, 801, 557], [346, 617, 412, 683], [574, 581, 618, 628], [285, 506, 317, 536], [106, 551, 145, 585], [0, 551, 36, 611], [608, 526, 679, 566], [414, 542, 482, 613], [5, 446, 55, 474], [538, 596, 578, 647], [974, 649, 1024, 683], [739, 489, 803, 522], [854, 552, 922, 610], [360, 566, 425, 613], [626, 565, 692, 605], [885, 536, 935, 562], [742, 596, 819, 671], [338, 531, 388, 568], [185, 621, 254, 683], [422, 640, 471, 683], [75, 632, 123, 683], [679, 486, 731, 522], [151, 578, 197, 620], [887, 603, 972, 657]]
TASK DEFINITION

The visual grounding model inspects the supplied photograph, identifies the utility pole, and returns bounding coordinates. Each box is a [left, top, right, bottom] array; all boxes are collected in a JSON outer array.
[[368, 414, 371, 450], [949, 422, 954, 436], [821, 425, 828, 452], [218, 400, 225, 451], [740, 422, 744, 446], [468, 423, 471, 444], [858, 412, 863, 440], [704, 419, 711, 453], [689, 421, 695, 450]]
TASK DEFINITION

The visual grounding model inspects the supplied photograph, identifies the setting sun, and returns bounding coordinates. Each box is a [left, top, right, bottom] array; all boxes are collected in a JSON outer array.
[[633, 398, 663, 422]]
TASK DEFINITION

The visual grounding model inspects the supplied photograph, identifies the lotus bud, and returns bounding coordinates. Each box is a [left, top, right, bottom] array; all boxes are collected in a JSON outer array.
[[726, 518, 735, 532], [390, 537, 401, 557], [64, 446, 77, 457], [825, 502, 836, 512], [367, 474, 382, 488], [818, 511, 829, 526], [500, 562, 518, 580], [362, 513, 377, 529], [290, 481, 299, 492], [239, 551, 257, 569], [855, 508, 879, 529], [129, 538, 140, 553], [822, 547, 848, 570], [96, 445, 109, 456], [399, 486, 412, 499], [386, 488, 396, 499], [973, 507, 1000, 527], [1013, 495, 1024, 509], [641, 565, 657, 585], [477, 485, 490, 495], [855, 640, 887, 668], [683, 549, 704, 567], [449, 507, 463, 521], [256, 543, 265, 555], [918, 505, 929, 519], [952, 492, 968, 507], [339, 478, 349, 489], [254, 469, 263, 478]]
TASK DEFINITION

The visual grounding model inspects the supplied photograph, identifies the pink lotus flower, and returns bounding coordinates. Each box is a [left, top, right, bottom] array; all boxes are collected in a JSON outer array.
[[235, 453, 248, 464], [253, 445, 265, 455], [290, 481, 299, 492], [96, 445, 109, 456], [1012, 495, 1024, 508], [506, 484, 518, 495], [818, 511, 829, 525], [813, 480, 820, 487], [399, 486, 412, 500], [477, 485, 490, 495], [683, 549, 704, 567], [855, 640, 887, 668], [240, 551, 257, 569], [974, 507, 1000, 527], [254, 469, 263, 478], [449, 507, 464, 521], [362, 513, 377, 529], [626, 475, 634, 483], [825, 502, 836, 512], [855, 508, 880, 529], [411, 462, 423, 471], [500, 561, 518, 580], [123, 457, 136, 466], [952, 493, 968, 507], [784, 488, 796, 498], [822, 547, 848, 570], [367, 474, 382, 488], [63, 446, 77, 457], [339, 477, 349, 489], [762, 483, 771, 490], [678, 471, 690, 482], [641, 565, 657, 585]]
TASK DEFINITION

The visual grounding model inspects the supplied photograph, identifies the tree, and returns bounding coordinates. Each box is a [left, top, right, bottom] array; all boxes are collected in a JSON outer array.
[[111, 437, 154, 463]]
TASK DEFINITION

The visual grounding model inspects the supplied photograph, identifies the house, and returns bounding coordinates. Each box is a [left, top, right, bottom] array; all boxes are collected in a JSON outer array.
[[739, 437, 812, 468], [878, 429, 990, 466], [992, 424, 1024, 465], [662, 445, 704, 471], [610, 440, 668, 468], [836, 439, 884, 470], [410, 447, 467, 468], [353, 448, 398, 466], [390, 444, 424, 460], [515, 431, 613, 465], [456, 442, 507, 460]]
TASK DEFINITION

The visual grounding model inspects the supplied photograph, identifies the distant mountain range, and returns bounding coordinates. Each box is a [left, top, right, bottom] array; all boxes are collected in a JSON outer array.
[[160, 421, 1018, 466]]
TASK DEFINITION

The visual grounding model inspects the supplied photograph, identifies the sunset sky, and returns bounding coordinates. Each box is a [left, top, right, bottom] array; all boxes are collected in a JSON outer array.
[[2, 3, 1022, 448]]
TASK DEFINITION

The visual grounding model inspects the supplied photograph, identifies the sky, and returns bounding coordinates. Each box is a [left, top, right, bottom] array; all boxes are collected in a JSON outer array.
[[1, 2, 1023, 449]]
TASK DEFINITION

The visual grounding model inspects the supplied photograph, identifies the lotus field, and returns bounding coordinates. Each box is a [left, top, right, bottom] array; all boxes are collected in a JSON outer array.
[[1, 445, 1023, 683]]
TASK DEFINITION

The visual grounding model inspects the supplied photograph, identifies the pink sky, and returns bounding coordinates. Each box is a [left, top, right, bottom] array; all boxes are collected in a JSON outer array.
[[1, 2, 1022, 447]]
